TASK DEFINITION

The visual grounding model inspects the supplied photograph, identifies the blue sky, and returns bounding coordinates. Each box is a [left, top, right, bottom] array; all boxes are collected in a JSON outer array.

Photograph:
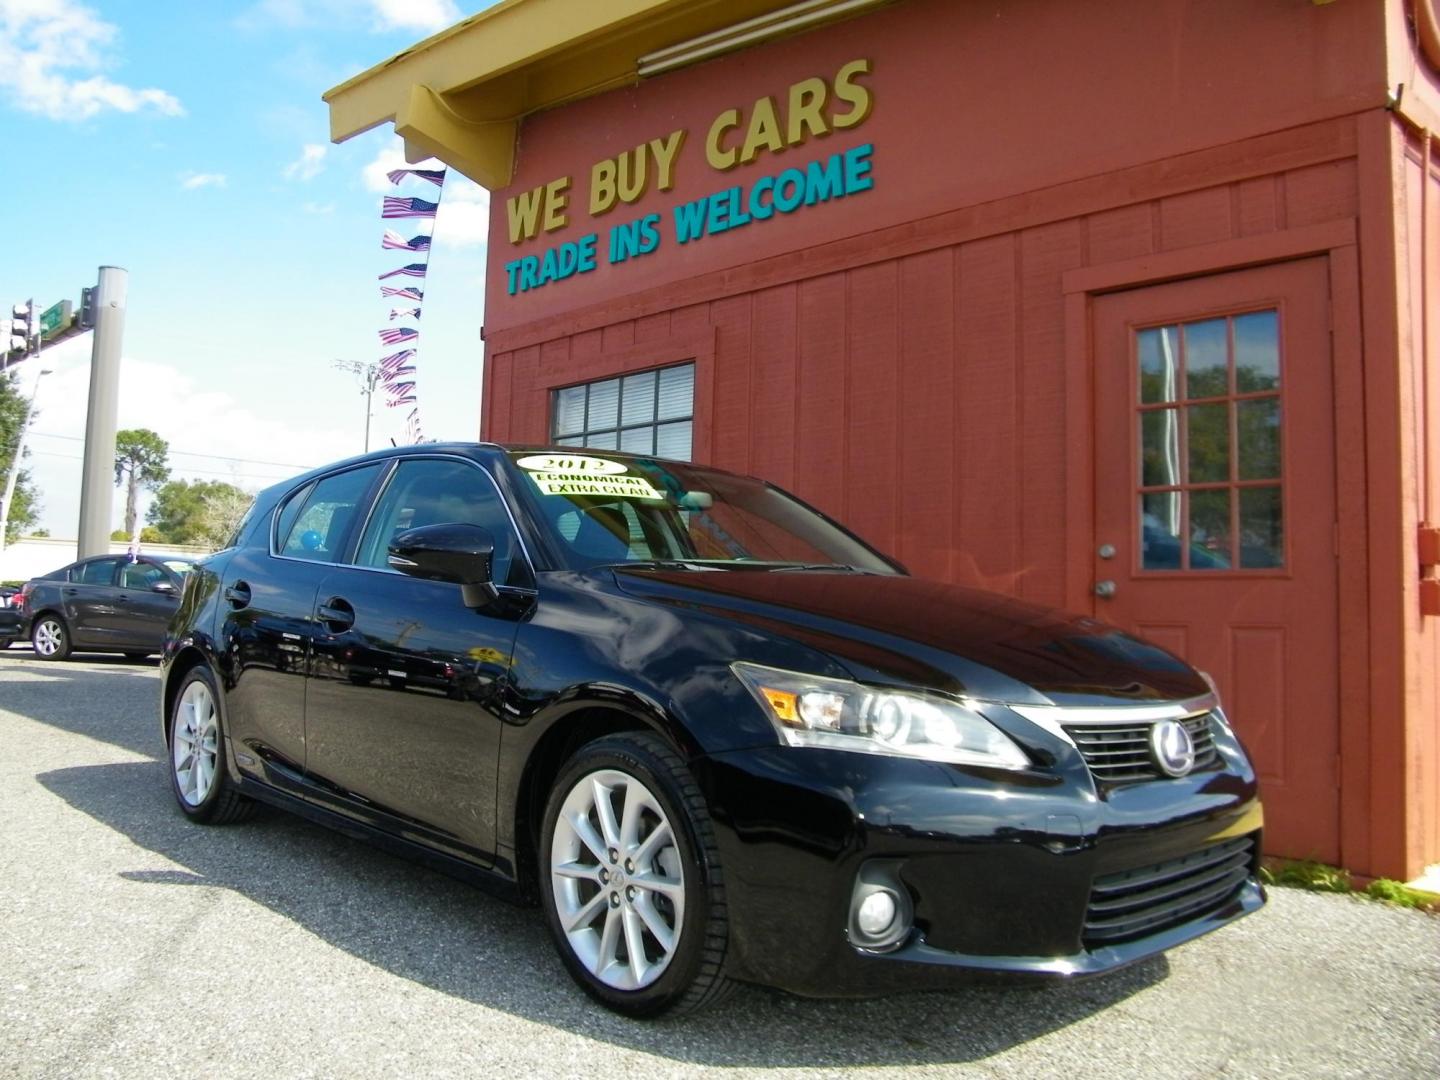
[[0, 0, 496, 536]]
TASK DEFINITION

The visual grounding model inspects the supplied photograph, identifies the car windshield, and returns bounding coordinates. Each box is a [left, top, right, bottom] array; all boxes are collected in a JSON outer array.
[[508, 451, 897, 573]]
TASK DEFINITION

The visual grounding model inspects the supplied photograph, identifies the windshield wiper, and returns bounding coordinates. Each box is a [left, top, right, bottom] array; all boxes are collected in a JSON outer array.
[[766, 563, 868, 573]]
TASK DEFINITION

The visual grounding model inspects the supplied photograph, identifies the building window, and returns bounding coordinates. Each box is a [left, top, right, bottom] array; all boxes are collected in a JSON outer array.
[[552, 362, 694, 460]]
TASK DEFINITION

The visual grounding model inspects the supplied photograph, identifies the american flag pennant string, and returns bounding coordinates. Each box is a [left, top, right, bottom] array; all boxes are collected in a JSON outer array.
[[378, 263, 429, 280], [388, 308, 421, 321], [381, 286, 424, 300], [382, 196, 438, 219], [387, 393, 418, 407], [386, 168, 446, 187], [379, 348, 415, 370], [382, 364, 416, 381], [382, 230, 432, 252], [379, 326, 419, 346]]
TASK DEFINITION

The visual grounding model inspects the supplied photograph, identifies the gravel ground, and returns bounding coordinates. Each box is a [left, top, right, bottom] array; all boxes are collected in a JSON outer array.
[[0, 650, 1437, 1079]]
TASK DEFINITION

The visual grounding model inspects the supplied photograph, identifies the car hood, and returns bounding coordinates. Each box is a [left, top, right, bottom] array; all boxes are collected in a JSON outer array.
[[610, 568, 1207, 705]]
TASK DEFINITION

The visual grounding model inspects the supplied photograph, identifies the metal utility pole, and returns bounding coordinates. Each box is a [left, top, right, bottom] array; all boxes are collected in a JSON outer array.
[[0, 366, 52, 553], [76, 266, 127, 559], [333, 358, 381, 453]]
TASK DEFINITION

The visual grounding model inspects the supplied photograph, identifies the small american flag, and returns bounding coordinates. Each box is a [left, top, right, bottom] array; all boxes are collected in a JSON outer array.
[[382, 230, 433, 251], [381, 286, 424, 300], [382, 365, 416, 382], [386, 381, 416, 397], [379, 349, 415, 371], [382, 196, 438, 219], [379, 327, 419, 345], [388, 308, 421, 321], [387, 394, 418, 407], [378, 263, 429, 280], [387, 168, 446, 187]]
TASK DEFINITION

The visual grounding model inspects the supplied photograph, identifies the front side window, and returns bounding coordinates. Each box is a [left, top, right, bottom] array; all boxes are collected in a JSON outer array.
[[354, 458, 524, 586], [509, 451, 895, 573], [277, 465, 382, 561], [119, 561, 167, 589], [552, 363, 694, 460]]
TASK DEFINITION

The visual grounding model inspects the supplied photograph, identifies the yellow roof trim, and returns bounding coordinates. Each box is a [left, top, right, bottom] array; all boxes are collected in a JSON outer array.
[[324, 0, 875, 189]]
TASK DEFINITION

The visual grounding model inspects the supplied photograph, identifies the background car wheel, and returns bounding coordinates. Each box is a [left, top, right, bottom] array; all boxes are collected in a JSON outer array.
[[168, 666, 254, 825], [539, 732, 733, 1018], [0, 637, 12, 649], [31, 616, 70, 661]]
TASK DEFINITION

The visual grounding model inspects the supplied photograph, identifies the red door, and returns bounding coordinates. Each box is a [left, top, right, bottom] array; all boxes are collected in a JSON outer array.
[[1093, 258, 1339, 862]]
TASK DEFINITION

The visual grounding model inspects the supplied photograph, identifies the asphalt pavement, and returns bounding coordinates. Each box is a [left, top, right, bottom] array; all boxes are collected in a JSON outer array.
[[1, 650, 1436, 1079]]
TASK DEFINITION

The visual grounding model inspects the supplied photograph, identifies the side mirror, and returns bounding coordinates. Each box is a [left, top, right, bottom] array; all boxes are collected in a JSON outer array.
[[152, 580, 177, 594], [389, 523, 497, 608]]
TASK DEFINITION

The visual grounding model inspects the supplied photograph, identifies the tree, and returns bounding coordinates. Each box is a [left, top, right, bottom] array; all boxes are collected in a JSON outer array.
[[147, 478, 253, 549], [111, 526, 163, 543], [113, 428, 170, 538], [0, 370, 41, 544]]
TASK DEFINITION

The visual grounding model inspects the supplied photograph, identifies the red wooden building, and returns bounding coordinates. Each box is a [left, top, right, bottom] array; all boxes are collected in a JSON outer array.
[[327, 0, 1440, 882]]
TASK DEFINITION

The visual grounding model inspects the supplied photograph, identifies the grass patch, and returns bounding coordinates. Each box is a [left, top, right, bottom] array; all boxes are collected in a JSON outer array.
[[1262, 858, 1439, 913]]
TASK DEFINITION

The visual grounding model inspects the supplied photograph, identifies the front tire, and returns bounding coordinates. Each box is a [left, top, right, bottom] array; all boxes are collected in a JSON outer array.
[[539, 732, 733, 1018], [31, 615, 70, 660], [168, 666, 253, 824]]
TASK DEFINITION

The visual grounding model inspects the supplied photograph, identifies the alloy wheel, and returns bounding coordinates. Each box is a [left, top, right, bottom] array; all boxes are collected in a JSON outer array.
[[33, 619, 63, 657], [173, 679, 220, 807], [549, 768, 686, 991]]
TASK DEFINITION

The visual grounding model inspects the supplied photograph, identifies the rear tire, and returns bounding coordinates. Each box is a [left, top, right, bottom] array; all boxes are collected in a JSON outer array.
[[168, 665, 254, 825], [31, 615, 70, 661], [538, 732, 734, 1018]]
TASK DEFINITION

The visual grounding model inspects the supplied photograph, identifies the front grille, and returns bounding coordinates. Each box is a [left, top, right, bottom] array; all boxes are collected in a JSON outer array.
[[1063, 711, 1217, 783], [1083, 836, 1254, 946]]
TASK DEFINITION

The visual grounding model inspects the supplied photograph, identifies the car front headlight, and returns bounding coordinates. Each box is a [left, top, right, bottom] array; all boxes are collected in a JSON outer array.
[[732, 662, 1030, 769]]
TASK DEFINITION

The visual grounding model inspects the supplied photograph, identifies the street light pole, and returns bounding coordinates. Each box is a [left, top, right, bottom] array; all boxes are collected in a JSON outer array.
[[0, 366, 53, 553], [332, 359, 381, 453]]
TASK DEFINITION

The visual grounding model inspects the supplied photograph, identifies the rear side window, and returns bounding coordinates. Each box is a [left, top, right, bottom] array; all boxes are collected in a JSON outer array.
[[71, 558, 120, 585], [119, 561, 167, 589], [277, 466, 382, 561]]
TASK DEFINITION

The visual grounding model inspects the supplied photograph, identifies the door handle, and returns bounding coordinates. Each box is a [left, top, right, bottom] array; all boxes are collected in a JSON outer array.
[[1094, 579, 1117, 599], [317, 597, 355, 632], [63, 587, 78, 595], [224, 581, 252, 609]]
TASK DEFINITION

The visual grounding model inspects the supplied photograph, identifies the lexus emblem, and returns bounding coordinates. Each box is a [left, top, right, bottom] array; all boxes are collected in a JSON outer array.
[[1150, 719, 1196, 777]]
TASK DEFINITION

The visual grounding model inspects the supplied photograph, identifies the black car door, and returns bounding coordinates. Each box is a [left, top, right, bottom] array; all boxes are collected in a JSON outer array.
[[61, 557, 125, 646], [304, 456, 532, 860], [114, 559, 183, 649], [216, 464, 384, 784]]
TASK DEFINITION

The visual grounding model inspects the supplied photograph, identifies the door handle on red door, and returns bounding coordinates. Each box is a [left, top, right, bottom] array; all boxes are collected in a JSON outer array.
[[1095, 580, 1117, 599], [317, 597, 355, 632]]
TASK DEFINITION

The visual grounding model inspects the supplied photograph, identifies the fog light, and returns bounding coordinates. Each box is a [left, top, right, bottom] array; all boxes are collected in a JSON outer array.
[[856, 890, 897, 936]]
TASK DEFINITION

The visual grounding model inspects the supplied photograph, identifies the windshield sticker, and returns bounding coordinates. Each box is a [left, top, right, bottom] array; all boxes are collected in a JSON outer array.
[[517, 454, 629, 475], [530, 472, 665, 500]]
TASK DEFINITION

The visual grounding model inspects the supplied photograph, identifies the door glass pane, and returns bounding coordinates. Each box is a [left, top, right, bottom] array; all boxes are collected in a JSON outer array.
[[1140, 409, 1181, 487], [620, 427, 653, 453], [584, 431, 617, 450], [1140, 492, 1183, 569], [554, 386, 586, 437], [1237, 398, 1281, 480], [1138, 326, 1180, 404], [621, 371, 657, 425], [586, 379, 620, 430], [1239, 486, 1284, 568], [1188, 489, 1232, 570], [555, 436, 584, 447], [1187, 402, 1230, 483], [655, 421, 692, 461], [1184, 319, 1228, 399], [75, 559, 120, 585], [657, 365, 694, 420], [1234, 311, 1280, 392], [280, 465, 382, 561]]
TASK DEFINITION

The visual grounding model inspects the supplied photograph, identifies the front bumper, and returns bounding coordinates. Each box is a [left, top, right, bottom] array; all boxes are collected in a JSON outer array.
[[693, 739, 1264, 998]]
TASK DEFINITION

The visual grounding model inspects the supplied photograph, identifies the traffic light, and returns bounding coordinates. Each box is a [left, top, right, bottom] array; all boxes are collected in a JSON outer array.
[[78, 286, 97, 330], [7, 300, 33, 356]]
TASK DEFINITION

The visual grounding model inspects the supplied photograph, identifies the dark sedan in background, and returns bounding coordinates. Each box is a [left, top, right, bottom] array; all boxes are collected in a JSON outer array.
[[13, 554, 194, 660], [159, 443, 1263, 1018]]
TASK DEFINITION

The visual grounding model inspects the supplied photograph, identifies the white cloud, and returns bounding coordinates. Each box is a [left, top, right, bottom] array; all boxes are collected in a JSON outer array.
[[369, 0, 461, 33], [362, 138, 488, 249], [0, 0, 184, 121], [180, 172, 227, 190], [284, 142, 328, 181]]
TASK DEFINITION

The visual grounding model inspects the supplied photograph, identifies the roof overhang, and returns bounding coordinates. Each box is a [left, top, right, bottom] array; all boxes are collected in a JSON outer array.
[[323, 0, 893, 189]]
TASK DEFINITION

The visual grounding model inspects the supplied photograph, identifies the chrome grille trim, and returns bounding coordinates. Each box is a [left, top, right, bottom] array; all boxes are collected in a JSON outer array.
[[1062, 713, 1219, 782]]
